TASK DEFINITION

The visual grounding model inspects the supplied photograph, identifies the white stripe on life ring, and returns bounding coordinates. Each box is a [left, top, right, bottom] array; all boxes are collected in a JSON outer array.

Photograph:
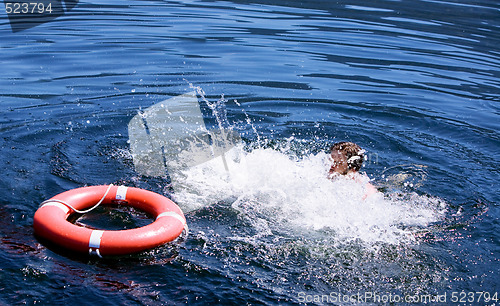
[[156, 211, 185, 225], [89, 230, 104, 249], [115, 186, 128, 201]]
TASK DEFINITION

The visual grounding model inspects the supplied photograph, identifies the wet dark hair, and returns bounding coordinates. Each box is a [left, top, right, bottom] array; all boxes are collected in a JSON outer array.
[[330, 142, 365, 172]]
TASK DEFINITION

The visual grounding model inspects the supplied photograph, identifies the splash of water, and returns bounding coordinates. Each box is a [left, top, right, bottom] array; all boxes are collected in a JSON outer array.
[[172, 141, 447, 246], [169, 86, 447, 246]]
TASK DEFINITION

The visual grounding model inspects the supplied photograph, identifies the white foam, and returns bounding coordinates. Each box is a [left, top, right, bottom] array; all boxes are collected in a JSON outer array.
[[173, 144, 447, 245]]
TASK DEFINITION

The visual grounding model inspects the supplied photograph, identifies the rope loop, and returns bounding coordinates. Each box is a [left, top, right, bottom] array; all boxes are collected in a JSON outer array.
[[40, 184, 114, 214]]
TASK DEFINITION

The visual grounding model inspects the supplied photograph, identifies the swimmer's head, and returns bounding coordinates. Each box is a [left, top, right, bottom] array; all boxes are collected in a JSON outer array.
[[329, 142, 365, 175]]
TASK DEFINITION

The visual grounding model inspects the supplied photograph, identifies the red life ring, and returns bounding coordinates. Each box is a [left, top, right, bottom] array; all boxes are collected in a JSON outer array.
[[33, 185, 187, 257]]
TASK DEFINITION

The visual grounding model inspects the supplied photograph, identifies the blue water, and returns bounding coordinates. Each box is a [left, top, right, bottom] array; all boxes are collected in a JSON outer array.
[[1, 0, 499, 304]]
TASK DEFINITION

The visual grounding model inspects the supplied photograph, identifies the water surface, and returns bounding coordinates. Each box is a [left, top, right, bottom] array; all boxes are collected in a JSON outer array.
[[1, 0, 499, 304]]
